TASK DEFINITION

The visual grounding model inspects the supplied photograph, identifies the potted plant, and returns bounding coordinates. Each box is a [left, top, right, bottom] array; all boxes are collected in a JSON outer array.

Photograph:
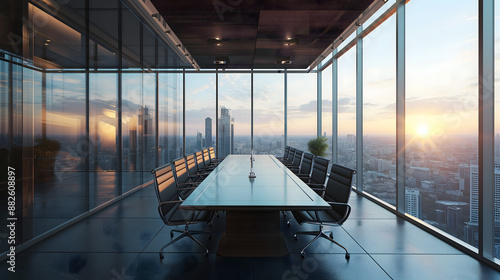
[[307, 136, 329, 157], [34, 136, 61, 183]]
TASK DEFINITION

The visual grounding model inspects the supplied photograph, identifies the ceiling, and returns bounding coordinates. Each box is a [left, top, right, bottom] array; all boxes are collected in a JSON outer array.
[[151, 0, 377, 69]]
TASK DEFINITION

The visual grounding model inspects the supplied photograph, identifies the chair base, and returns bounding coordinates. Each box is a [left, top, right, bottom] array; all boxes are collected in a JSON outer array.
[[159, 224, 210, 259], [294, 225, 349, 260]]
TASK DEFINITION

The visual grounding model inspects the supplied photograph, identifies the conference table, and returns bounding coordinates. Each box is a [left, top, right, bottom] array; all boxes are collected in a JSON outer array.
[[179, 154, 330, 257]]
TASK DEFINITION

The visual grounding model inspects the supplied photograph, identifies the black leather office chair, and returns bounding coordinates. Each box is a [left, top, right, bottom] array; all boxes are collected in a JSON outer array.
[[185, 153, 208, 183], [289, 164, 355, 259], [208, 147, 223, 164], [202, 148, 216, 171], [278, 146, 291, 162], [283, 147, 296, 165], [172, 157, 199, 199], [151, 164, 214, 259], [195, 151, 214, 173], [291, 152, 314, 176], [286, 149, 303, 171], [298, 156, 330, 192]]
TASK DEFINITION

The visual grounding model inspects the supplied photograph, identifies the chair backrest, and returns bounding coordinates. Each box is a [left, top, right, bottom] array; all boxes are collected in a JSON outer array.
[[291, 149, 303, 168], [195, 151, 206, 169], [186, 153, 198, 175], [323, 164, 355, 223], [283, 146, 290, 159], [286, 148, 296, 164], [172, 157, 189, 185], [202, 148, 211, 165], [310, 156, 330, 185], [299, 152, 314, 175], [151, 164, 178, 206], [209, 147, 217, 162]]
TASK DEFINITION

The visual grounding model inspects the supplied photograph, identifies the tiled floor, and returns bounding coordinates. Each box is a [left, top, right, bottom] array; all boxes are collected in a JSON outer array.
[[1, 184, 499, 279]]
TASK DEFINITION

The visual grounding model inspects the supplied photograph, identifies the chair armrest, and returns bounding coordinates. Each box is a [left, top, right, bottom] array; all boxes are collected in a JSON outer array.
[[158, 200, 182, 206], [177, 186, 197, 190], [307, 183, 325, 187], [326, 202, 351, 223]]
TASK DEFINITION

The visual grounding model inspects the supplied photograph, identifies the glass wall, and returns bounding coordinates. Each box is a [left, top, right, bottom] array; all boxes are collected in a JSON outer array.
[[406, 0, 478, 247], [218, 73, 251, 157], [254, 73, 284, 156], [362, 13, 396, 206], [494, 0, 500, 261], [287, 73, 317, 152], [322, 65, 333, 160], [0, 0, 185, 251], [185, 73, 216, 154], [337, 47, 357, 173]]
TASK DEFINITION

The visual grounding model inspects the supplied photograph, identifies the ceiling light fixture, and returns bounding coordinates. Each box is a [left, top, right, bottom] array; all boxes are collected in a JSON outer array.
[[284, 38, 298, 46], [214, 56, 229, 65], [276, 56, 292, 64], [208, 38, 223, 46]]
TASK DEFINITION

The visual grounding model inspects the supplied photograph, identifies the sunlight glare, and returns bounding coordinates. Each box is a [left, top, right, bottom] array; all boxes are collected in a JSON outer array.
[[417, 124, 429, 137]]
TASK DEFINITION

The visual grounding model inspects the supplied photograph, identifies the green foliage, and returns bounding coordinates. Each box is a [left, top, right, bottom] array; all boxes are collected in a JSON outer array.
[[307, 136, 329, 157], [34, 136, 61, 164]]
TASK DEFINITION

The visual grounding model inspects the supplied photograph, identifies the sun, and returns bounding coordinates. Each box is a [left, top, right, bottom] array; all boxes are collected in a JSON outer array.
[[416, 124, 429, 137]]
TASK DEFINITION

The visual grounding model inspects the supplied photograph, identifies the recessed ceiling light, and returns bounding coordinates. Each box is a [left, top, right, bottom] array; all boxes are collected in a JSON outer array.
[[284, 38, 298, 46], [276, 56, 292, 64], [214, 56, 229, 64], [208, 38, 223, 46]]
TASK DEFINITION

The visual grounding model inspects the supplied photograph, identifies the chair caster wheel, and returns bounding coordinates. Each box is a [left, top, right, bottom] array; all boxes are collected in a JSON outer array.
[[329, 233, 333, 239], [287, 221, 291, 227], [204, 250, 209, 256], [294, 234, 298, 240], [345, 253, 350, 260], [159, 253, 164, 259], [301, 252, 306, 258]]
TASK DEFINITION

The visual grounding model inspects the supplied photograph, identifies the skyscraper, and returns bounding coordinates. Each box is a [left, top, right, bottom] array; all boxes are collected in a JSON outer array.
[[218, 106, 233, 158], [405, 188, 422, 219], [470, 163, 500, 224], [205, 117, 212, 147], [196, 131, 202, 151]]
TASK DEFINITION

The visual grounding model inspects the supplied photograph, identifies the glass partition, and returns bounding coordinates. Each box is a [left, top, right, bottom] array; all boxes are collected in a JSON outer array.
[[287, 73, 317, 152], [254, 73, 284, 156], [362, 13, 396, 206], [337, 47, 357, 177], [406, 0, 478, 248], [322, 65, 333, 160], [185, 73, 216, 154], [218, 73, 251, 157]]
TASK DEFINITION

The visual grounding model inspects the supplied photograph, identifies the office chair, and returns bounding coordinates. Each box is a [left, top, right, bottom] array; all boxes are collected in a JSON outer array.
[[291, 152, 314, 176], [289, 164, 355, 259], [286, 149, 303, 170], [278, 146, 291, 162], [298, 156, 330, 193], [151, 164, 214, 259], [283, 147, 296, 165], [172, 157, 199, 199]]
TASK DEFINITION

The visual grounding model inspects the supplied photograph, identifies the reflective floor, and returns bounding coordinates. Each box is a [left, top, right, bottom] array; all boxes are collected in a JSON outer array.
[[1, 184, 499, 279]]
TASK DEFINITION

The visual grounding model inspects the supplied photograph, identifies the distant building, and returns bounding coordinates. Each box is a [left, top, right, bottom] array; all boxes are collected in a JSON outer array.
[[405, 188, 421, 219], [196, 131, 202, 151], [205, 117, 212, 147], [218, 107, 233, 158]]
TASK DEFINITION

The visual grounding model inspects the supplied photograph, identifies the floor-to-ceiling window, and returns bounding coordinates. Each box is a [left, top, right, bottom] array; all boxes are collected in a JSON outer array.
[[337, 46, 357, 175], [494, 0, 500, 261], [218, 73, 251, 157], [406, 0, 478, 248], [185, 73, 216, 154], [287, 73, 317, 153], [362, 12, 396, 206], [322, 65, 333, 161], [253, 73, 284, 156]]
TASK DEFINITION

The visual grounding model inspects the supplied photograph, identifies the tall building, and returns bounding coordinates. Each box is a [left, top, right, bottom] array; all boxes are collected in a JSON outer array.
[[405, 188, 422, 219], [218, 106, 233, 158], [196, 131, 202, 151], [459, 164, 471, 197], [205, 117, 212, 147], [470, 163, 500, 224]]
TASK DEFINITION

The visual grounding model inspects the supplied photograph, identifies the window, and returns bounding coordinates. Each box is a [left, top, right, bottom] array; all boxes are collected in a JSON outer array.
[[406, 0, 478, 248], [287, 73, 317, 152], [254, 73, 284, 156], [363, 13, 396, 206], [185, 73, 216, 154], [322, 65, 333, 160]]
